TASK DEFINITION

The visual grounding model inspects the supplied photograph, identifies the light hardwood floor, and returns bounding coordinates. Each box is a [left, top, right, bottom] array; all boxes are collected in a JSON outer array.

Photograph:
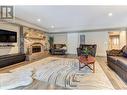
[[0, 54, 127, 89]]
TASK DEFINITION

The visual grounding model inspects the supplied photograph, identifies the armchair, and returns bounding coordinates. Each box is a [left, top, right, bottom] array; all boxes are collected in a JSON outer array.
[[77, 44, 97, 57]]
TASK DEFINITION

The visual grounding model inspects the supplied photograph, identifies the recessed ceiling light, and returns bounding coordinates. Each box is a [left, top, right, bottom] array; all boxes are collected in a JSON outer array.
[[51, 25, 54, 28], [108, 13, 113, 17], [37, 19, 41, 22]]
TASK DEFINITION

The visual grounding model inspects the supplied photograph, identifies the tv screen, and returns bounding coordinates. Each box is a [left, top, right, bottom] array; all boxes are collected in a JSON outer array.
[[0, 29, 17, 43]]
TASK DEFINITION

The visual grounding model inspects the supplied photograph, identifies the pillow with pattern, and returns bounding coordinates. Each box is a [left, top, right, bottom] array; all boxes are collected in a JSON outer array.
[[123, 50, 127, 58]]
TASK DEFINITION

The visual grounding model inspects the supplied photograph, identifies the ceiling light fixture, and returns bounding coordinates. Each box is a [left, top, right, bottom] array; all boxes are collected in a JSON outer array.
[[51, 25, 54, 28], [108, 13, 113, 17], [37, 19, 41, 22]]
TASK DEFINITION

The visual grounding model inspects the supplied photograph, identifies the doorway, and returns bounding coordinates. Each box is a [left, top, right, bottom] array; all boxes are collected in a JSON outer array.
[[108, 32, 120, 50]]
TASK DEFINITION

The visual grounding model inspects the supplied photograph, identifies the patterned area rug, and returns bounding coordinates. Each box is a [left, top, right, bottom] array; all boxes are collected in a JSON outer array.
[[10, 57, 114, 90]]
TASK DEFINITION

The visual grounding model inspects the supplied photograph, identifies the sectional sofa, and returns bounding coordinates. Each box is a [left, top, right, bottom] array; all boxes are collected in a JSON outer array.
[[107, 45, 127, 82]]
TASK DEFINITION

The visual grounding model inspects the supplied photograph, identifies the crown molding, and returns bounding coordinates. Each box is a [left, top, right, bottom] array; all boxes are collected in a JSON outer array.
[[49, 27, 126, 34]]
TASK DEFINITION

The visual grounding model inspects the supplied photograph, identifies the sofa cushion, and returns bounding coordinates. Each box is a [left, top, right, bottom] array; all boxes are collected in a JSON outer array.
[[115, 57, 127, 72], [107, 56, 127, 71], [107, 56, 118, 64], [123, 50, 127, 58]]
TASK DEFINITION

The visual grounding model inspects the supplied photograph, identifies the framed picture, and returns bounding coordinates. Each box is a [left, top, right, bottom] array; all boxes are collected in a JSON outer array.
[[80, 35, 85, 44]]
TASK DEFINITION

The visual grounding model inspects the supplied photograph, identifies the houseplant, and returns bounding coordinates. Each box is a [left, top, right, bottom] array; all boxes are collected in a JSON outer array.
[[82, 48, 90, 58], [48, 37, 54, 48]]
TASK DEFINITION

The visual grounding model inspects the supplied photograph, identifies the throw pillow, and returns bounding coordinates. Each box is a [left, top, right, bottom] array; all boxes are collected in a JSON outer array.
[[123, 50, 127, 58], [121, 45, 127, 52], [121, 45, 127, 58]]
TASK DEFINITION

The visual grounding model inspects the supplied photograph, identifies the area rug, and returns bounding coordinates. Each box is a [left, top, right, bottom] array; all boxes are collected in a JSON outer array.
[[9, 57, 114, 90]]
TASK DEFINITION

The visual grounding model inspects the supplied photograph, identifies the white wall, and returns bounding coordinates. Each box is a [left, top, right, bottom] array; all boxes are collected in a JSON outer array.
[[0, 22, 20, 56], [78, 31, 109, 56], [51, 33, 67, 44], [67, 33, 78, 54]]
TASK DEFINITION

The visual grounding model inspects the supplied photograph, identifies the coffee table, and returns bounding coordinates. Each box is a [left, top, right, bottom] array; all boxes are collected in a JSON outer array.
[[78, 55, 95, 73]]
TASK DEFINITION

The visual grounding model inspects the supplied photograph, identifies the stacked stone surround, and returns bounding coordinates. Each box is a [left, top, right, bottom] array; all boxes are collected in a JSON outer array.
[[22, 27, 48, 61]]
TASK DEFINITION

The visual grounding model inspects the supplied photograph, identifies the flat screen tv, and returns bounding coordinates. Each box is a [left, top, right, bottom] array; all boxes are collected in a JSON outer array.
[[0, 29, 17, 43]]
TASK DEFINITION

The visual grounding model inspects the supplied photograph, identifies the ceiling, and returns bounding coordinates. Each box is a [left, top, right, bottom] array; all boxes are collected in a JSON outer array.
[[15, 6, 127, 32]]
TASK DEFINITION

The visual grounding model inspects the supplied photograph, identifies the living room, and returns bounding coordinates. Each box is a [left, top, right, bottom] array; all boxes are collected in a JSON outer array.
[[1, 5, 127, 92]]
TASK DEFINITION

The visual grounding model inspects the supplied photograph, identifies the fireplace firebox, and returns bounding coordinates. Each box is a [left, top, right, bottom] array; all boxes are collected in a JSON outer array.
[[32, 46, 41, 53]]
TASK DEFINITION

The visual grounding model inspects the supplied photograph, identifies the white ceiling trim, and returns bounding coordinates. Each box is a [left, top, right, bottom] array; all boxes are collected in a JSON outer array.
[[49, 25, 127, 33]]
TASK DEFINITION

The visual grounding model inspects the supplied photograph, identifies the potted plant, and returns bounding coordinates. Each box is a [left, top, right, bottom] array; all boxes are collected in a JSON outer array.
[[82, 48, 89, 58], [48, 37, 54, 48]]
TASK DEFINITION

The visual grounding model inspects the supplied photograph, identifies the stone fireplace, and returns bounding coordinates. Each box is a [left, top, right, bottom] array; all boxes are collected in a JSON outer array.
[[23, 27, 47, 61]]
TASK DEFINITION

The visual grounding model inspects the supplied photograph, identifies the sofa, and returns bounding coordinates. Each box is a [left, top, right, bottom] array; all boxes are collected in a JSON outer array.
[[0, 53, 26, 68], [77, 44, 97, 57], [50, 44, 67, 55], [107, 45, 127, 82]]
